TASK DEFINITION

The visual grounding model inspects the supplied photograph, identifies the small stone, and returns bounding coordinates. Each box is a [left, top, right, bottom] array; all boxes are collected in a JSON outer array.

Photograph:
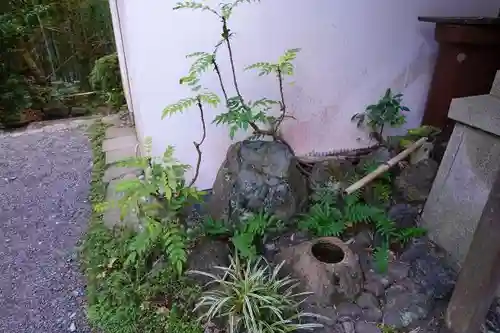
[[365, 270, 390, 288], [355, 321, 382, 333], [357, 292, 379, 310], [265, 243, 276, 251], [69, 312, 76, 319], [341, 320, 355, 333], [388, 204, 419, 229], [353, 230, 373, 248], [362, 307, 383, 322], [388, 261, 409, 282], [336, 302, 362, 318], [383, 292, 431, 329], [69, 322, 76, 332], [364, 279, 385, 298]]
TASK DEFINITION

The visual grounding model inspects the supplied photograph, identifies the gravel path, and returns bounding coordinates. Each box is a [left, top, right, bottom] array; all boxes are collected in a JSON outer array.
[[0, 125, 93, 333]]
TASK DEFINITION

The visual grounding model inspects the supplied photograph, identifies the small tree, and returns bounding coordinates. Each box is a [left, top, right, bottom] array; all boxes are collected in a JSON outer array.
[[352, 88, 409, 143], [161, 0, 300, 183]]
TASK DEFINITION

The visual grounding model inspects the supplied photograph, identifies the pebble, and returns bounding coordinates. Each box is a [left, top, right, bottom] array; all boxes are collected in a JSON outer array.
[[357, 292, 379, 310], [341, 320, 355, 333], [336, 302, 362, 319], [355, 321, 382, 333], [361, 307, 383, 323], [265, 243, 276, 251], [364, 279, 385, 297], [388, 261, 410, 282], [69, 322, 76, 332]]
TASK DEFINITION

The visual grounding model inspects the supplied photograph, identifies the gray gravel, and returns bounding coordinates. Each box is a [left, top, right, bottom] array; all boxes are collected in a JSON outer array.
[[0, 126, 93, 333]]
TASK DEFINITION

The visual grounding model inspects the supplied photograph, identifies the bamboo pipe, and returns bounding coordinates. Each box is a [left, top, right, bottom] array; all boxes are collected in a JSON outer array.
[[343, 137, 428, 196]]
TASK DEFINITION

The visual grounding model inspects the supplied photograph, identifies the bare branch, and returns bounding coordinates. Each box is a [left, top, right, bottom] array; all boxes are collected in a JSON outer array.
[[274, 68, 287, 132], [188, 97, 207, 187], [212, 58, 229, 104]]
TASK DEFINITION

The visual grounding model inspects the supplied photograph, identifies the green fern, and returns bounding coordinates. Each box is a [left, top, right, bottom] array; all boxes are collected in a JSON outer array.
[[173, 1, 218, 15], [213, 96, 267, 138], [202, 216, 231, 237], [373, 241, 390, 273], [231, 211, 283, 259], [394, 227, 426, 245], [299, 203, 345, 237], [162, 97, 198, 117], [245, 48, 301, 76], [162, 219, 188, 277], [373, 215, 397, 239]]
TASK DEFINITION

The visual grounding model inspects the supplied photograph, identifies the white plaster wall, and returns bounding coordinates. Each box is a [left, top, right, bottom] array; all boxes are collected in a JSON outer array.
[[113, 0, 499, 189]]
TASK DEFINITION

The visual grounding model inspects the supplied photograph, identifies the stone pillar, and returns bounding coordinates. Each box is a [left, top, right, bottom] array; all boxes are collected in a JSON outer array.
[[421, 71, 500, 268]]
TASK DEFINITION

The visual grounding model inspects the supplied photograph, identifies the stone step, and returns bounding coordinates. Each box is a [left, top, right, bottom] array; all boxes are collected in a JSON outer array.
[[449, 94, 500, 136]]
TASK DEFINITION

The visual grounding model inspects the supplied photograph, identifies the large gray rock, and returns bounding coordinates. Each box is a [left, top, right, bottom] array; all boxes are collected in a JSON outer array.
[[209, 140, 307, 225], [400, 238, 457, 300]]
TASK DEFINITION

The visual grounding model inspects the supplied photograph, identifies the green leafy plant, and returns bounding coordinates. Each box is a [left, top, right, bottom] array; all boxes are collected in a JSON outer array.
[[89, 53, 125, 111], [201, 216, 232, 237], [172, 0, 299, 144], [352, 88, 409, 142], [83, 122, 205, 333], [300, 190, 381, 238], [231, 211, 283, 259], [189, 256, 324, 333]]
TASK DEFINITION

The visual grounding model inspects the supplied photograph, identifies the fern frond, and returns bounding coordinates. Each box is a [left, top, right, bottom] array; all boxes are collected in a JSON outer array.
[[198, 91, 220, 107], [173, 1, 219, 16], [180, 52, 214, 89], [245, 62, 277, 76], [394, 227, 426, 245], [372, 182, 391, 204], [345, 203, 382, 225], [162, 97, 197, 118], [373, 241, 389, 273], [374, 215, 397, 239], [162, 219, 187, 276], [278, 48, 301, 75]]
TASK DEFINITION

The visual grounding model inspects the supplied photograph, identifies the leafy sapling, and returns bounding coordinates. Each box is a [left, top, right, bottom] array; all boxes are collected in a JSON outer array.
[[352, 88, 410, 143], [173, 0, 300, 145]]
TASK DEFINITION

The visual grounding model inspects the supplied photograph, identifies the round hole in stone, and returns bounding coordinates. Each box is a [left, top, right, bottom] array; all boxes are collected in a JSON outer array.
[[311, 241, 345, 263]]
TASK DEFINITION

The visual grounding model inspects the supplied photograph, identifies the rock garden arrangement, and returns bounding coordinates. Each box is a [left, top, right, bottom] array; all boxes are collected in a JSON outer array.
[[81, 1, 500, 333]]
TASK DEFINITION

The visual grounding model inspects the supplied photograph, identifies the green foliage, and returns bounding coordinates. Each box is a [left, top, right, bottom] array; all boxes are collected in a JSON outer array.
[[162, 92, 220, 118], [171, 1, 299, 140], [89, 53, 125, 110], [82, 122, 202, 333], [189, 256, 324, 333], [373, 241, 390, 275], [352, 88, 409, 137], [201, 216, 231, 237], [213, 96, 268, 139], [231, 211, 283, 259], [399, 125, 441, 149], [300, 189, 382, 238], [299, 203, 345, 237], [245, 48, 301, 76]]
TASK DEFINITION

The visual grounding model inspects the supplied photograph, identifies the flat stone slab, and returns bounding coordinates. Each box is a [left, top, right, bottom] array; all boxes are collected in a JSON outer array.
[[103, 165, 142, 183], [105, 126, 136, 139], [103, 135, 137, 152], [103, 175, 140, 229], [449, 94, 500, 136], [105, 146, 136, 164]]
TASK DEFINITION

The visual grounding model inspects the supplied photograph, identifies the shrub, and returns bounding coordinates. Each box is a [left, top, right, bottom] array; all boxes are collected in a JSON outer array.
[[352, 88, 409, 142], [89, 53, 125, 110], [190, 256, 324, 333]]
